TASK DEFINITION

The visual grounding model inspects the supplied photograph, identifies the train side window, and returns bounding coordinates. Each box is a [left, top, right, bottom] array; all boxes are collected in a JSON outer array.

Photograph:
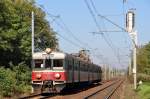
[[77, 61, 79, 70], [68, 59, 72, 70], [84, 64, 86, 71], [68, 60, 70, 69], [83, 63, 86, 72], [83, 63, 85, 71], [64, 59, 67, 69], [81, 63, 83, 71], [78, 61, 80, 71], [75, 61, 78, 70], [80, 63, 82, 71], [86, 64, 88, 71], [72, 59, 74, 70], [66, 60, 69, 69], [87, 64, 89, 71]]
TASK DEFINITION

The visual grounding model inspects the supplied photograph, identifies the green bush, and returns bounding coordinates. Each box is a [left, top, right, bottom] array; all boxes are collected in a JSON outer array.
[[0, 62, 31, 97], [13, 62, 31, 93], [0, 67, 16, 96], [137, 82, 150, 99], [13, 62, 31, 84], [137, 73, 150, 82]]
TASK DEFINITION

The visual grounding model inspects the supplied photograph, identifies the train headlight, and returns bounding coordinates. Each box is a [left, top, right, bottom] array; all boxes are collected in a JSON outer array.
[[54, 73, 61, 79], [45, 48, 52, 54], [36, 74, 41, 79]]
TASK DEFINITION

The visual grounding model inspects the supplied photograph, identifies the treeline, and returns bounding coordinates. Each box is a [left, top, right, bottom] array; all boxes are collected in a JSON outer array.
[[0, 0, 57, 97], [137, 42, 150, 81], [0, 0, 58, 67]]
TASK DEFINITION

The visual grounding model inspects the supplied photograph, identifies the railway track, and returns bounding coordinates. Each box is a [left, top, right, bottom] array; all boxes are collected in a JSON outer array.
[[19, 93, 57, 99], [19, 79, 123, 99], [84, 79, 124, 99]]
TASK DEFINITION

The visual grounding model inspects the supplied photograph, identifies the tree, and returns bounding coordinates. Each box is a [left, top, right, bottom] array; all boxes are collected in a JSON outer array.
[[137, 42, 150, 74], [0, 0, 58, 67]]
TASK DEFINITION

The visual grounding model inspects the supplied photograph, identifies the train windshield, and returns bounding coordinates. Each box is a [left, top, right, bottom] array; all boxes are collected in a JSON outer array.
[[33, 59, 52, 69], [34, 59, 43, 68], [33, 59, 63, 68]]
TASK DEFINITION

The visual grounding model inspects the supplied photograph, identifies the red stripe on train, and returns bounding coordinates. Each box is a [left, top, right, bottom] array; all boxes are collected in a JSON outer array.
[[32, 71, 67, 81]]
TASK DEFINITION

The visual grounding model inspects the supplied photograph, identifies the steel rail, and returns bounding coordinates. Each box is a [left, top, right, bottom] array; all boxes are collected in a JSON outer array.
[[19, 93, 42, 99], [19, 93, 57, 99], [84, 79, 121, 99], [104, 80, 124, 99]]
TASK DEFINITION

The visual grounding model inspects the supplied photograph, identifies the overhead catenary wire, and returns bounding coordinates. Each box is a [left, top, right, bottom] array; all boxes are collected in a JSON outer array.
[[84, 0, 102, 33], [85, 0, 118, 55], [55, 32, 83, 48], [90, 0, 121, 51], [37, 3, 100, 54], [36, 4, 86, 49], [84, 0, 124, 66], [90, 0, 131, 48], [94, 1, 137, 48], [36, 3, 110, 65], [89, 0, 131, 60], [58, 17, 90, 47]]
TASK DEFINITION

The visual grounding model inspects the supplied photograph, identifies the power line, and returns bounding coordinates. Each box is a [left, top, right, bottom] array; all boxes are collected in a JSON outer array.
[[37, 4, 100, 52], [58, 17, 92, 49], [84, 0, 123, 66], [55, 32, 83, 48], [37, 3, 108, 63], [84, 0, 102, 32], [98, 14, 126, 32], [36, 4, 86, 49], [93, 9, 123, 66]]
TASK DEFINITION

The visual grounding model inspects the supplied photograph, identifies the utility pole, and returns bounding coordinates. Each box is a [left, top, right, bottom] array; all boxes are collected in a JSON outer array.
[[126, 10, 137, 89], [31, 11, 34, 93], [104, 64, 107, 80], [131, 31, 137, 89], [32, 11, 34, 56], [128, 52, 132, 75]]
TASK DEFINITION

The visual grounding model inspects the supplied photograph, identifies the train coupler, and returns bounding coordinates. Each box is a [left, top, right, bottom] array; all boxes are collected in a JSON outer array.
[[41, 80, 56, 93]]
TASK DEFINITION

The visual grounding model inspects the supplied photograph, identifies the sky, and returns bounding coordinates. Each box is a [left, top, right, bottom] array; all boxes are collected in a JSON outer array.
[[36, 0, 150, 69]]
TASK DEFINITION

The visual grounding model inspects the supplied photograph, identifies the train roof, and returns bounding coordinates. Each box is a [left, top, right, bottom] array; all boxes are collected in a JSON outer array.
[[33, 51, 66, 59], [33, 51, 100, 66]]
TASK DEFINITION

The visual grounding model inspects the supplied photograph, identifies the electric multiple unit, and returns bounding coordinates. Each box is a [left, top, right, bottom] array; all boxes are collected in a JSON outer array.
[[31, 49, 102, 93]]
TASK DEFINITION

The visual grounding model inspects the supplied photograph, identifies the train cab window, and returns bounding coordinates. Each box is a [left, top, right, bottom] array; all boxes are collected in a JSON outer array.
[[53, 59, 63, 67], [45, 59, 51, 68], [34, 59, 43, 68]]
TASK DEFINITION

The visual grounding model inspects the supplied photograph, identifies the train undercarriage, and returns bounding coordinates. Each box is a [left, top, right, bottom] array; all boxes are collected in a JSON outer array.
[[32, 80, 66, 93], [32, 79, 101, 94]]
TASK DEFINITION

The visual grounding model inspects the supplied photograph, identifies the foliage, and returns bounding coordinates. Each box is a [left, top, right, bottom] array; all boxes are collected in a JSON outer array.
[[0, 0, 58, 67], [137, 42, 150, 75], [0, 63, 31, 97], [0, 67, 16, 96], [137, 73, 150, 82], [137, 82, 150, 99]]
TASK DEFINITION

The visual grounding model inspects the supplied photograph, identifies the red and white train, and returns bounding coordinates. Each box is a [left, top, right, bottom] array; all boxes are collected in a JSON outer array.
[[31, 49, 102, 93]]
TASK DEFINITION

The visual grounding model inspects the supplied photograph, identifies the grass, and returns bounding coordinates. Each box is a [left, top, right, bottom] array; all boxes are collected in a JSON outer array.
[[137, 82, 150, 99]]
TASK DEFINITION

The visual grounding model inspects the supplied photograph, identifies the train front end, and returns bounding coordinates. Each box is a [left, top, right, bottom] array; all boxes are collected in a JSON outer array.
[[31, 49, 66, 93]]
